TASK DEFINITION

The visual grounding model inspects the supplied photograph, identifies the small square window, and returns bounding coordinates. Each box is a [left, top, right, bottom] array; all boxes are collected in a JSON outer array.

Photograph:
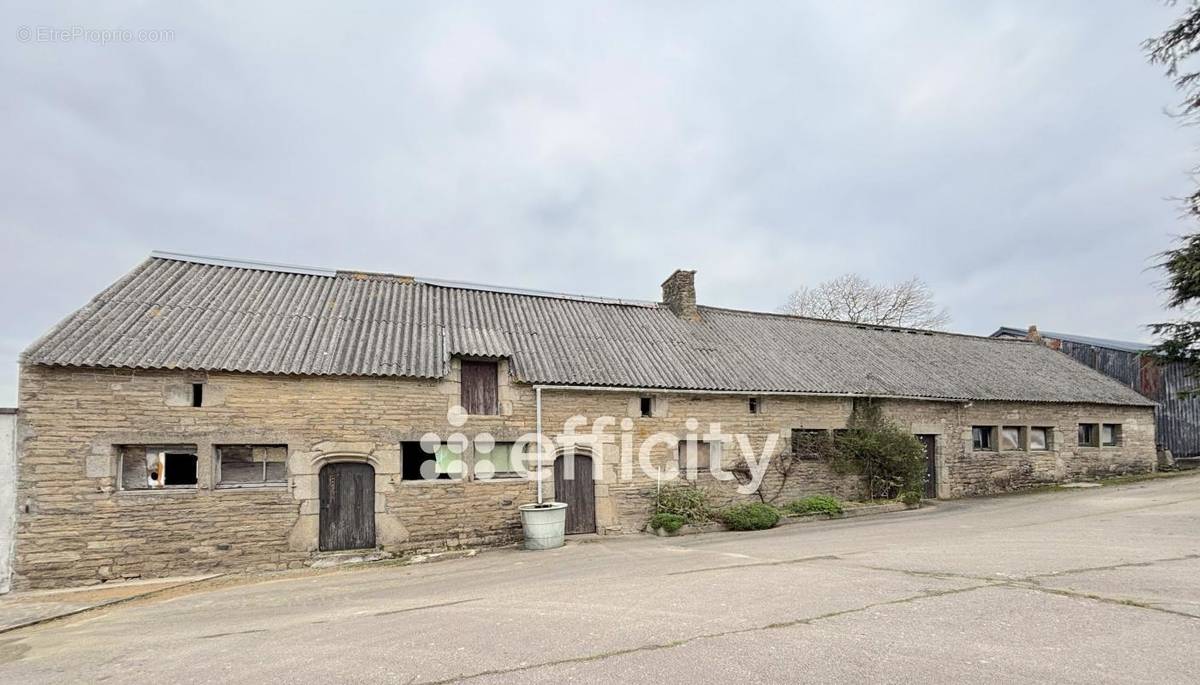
[[639, 397, 653, 417], [972, 426, 995, 451], [477, 442, 521, 479], [1029, 427, 1051, 451], [1078, 423, 1099, 447], [1000, 426, 1023, 451], [748, 397, 760, 414], [1101, 424, 1120, 447]]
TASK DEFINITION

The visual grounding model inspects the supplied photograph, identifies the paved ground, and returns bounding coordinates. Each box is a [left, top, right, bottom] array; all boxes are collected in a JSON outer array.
[[1, 475, 1198, 684], [0, 575, 218, 633]]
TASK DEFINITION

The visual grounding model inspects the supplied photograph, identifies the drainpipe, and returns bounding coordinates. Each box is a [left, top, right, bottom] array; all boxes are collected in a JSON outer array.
[[535, 385, 543, 504]]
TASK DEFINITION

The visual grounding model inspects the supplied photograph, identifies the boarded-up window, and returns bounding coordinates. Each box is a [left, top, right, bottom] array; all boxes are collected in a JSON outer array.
[[677, 440, 720, 477], [460, 360, 499, 415], [120, 445, 197, 490], [217, 445, 287, 486]]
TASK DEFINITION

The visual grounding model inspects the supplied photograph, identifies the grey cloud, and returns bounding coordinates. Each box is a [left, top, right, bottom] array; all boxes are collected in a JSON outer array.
[[0, 1, 1190, 405]]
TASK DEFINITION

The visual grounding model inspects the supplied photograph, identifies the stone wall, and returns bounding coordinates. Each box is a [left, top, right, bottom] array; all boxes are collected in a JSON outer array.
[[13, 364, 1156, 588], [0, 409, 16, 593]]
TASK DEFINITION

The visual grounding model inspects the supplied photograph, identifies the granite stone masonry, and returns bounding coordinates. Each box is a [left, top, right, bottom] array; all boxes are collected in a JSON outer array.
[[12, 365, 1154, 589]]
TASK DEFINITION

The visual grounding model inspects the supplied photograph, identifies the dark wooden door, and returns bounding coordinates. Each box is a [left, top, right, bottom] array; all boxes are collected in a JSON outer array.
[[319, 463, 376, 551], [554, 452, 596, 534], [916, 435, 937, 499]]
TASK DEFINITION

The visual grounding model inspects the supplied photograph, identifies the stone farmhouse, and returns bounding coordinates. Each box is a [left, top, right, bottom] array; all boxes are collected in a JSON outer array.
[[12, 252, 1155, 589]]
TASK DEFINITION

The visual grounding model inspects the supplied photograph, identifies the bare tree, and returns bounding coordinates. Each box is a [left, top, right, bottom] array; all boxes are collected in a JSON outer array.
[[780, 274, 951, 329]]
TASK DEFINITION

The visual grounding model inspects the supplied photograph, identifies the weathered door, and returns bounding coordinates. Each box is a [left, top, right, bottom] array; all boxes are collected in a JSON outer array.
[[460, 360, 498, 415], [554, 452, 596, 534], [319, 463, 376, 551], [916, 435, 937, 499]]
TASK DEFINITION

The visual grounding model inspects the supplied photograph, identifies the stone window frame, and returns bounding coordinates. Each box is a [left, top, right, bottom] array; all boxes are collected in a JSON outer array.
[[1101, 423, 1122, 447], [972, 424, 1060, 453], [971, 426, 997, 452], [117, 444, 200, 492], [472, 440, 529, 482], [999, 426, 1026, 452], [1076, 421, 1122, 448], [674, 435, 726, 479], [1078, 422, 1100, 448], [1028, 426, 1054, 451], [213, 444, 290, 490], [396, 430, 535, 486]]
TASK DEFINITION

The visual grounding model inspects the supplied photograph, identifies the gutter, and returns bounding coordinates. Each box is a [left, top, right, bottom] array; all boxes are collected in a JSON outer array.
[[531, 384, 966, 403], [529, 383, 1154, 407]]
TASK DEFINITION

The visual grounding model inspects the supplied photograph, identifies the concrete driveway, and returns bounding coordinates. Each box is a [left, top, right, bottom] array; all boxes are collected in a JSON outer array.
[[2, 475, 1198, 684]]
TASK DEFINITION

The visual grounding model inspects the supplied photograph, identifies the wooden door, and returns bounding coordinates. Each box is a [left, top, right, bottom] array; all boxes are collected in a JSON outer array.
[[554, 452, 596, 534], [916, 435, 937, 499], [319, 463, 376, 551]]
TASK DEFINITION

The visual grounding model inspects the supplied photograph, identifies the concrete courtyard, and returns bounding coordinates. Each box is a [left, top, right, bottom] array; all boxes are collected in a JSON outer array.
[[1, 475, 1198, 684]]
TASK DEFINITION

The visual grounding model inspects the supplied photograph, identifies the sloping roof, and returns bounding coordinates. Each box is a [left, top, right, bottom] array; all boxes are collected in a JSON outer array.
[[992, 327, 1153, 354], [22, 253, 1153, 406]]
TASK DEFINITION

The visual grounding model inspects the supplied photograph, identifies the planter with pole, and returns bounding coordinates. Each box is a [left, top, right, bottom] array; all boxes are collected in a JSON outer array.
[[519, 386, 568, 550]]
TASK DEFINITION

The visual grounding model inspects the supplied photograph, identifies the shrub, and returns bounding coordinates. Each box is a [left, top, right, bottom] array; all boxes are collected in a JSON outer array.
[[721, 503, 781, 531], [785, 494, 844, 516], [654, 483, 711, 522], [900, 491, 922, 507], [829, 400, 927, 499], [649, 512, 685, 533]]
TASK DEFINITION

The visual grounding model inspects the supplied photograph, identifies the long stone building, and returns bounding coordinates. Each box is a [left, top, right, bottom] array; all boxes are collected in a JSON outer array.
[[11, 252, 1156, 589]]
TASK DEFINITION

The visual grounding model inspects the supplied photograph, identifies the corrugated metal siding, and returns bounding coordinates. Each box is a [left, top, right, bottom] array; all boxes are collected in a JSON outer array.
[[1058, 339, 1200, 457], [22, 256, 1154, 406]]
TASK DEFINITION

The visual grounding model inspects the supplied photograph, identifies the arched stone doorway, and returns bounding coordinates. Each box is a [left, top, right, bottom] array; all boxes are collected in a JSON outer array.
[[554, 449, 596, 534], [319, 462, 376, 551]]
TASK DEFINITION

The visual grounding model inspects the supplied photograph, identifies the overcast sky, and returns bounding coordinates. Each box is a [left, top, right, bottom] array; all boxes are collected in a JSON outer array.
[[1, 2, 1194, 406]]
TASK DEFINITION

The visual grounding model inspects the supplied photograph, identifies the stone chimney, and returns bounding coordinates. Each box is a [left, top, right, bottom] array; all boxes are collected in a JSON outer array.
[[661, 269, 699, 321], [1027, 325, 1044, 345]]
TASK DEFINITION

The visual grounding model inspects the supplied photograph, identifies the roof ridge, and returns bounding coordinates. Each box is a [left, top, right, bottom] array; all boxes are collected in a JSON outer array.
[[150, 251, 660, 308], [697, 304, 1020, 344]]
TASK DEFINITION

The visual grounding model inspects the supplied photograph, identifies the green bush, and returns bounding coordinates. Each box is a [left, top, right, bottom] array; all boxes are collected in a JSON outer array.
[[649, 512, 685, 533], [721, 503, 781, 531], [829, 400, 927, 499], [785, 494, 844, 516], [900, 491, 922, 506], [654, 483, 712, 522]]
